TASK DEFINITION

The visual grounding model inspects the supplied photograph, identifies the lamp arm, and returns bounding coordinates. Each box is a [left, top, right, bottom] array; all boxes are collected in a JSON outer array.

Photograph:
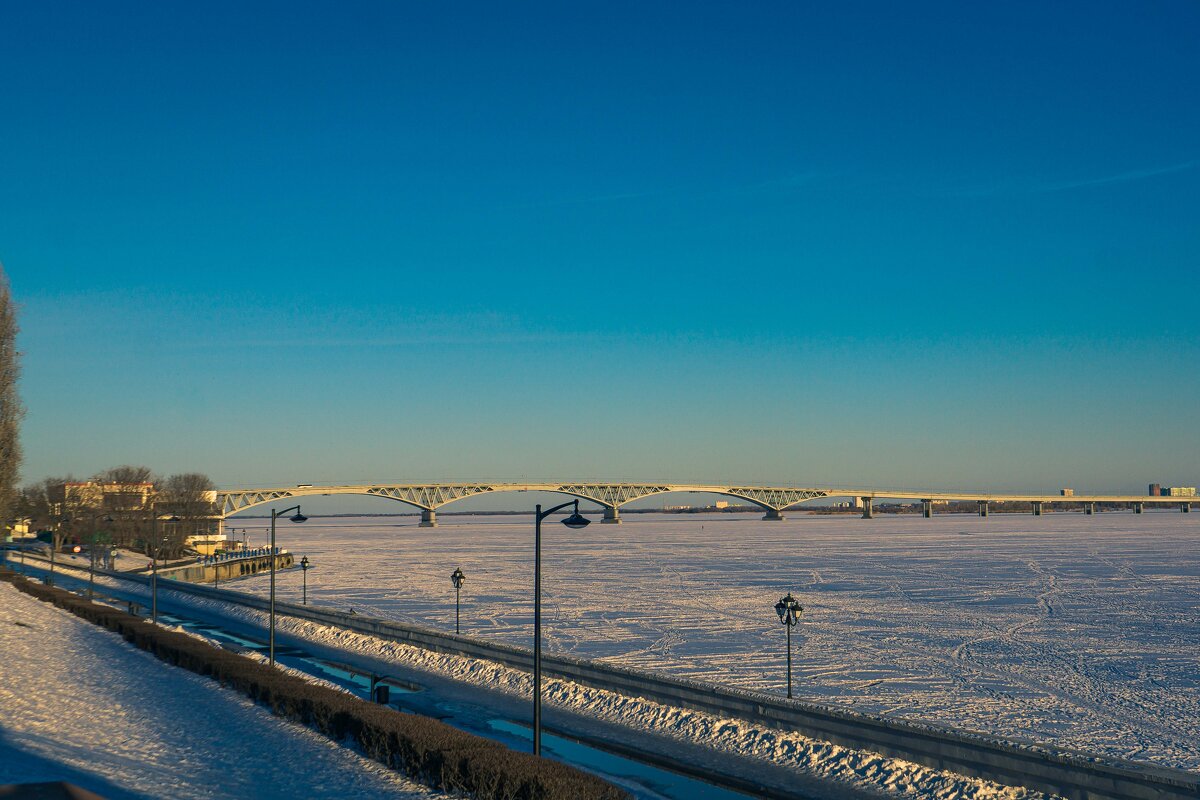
[[272, 505, 303, 519], [536, 499, 580, 522]]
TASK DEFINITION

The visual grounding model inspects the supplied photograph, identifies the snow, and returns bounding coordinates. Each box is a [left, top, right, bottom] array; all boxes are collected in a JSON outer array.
[[131, 582, 1051, 800], [14, 544, 189, 572], [231, 510, 1200, 771], [0, 581, 441, 800]]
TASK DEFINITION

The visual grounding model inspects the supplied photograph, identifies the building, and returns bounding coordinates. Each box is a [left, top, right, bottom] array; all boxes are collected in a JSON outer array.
[[1149, 483, 1162, 497], [1168, 487, 1197, 497], [1060, 488, 1074, 497], [49, 481, 154, 513]]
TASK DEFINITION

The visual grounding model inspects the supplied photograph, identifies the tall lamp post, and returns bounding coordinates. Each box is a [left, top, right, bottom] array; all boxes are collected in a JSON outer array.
[[774, 592, 803, 699], [150, 510, 180, 624], [269, 506, 307, 666], [49, 516, 71, 586], [532, 500, 591, 756], [300, 555, 311, 605], [84, 513, 114, 601], [450, 567, 466, 634]]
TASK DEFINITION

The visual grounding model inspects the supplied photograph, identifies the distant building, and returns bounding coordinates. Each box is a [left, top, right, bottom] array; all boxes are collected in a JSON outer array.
[[1060, 488, 1074, 497], [49, 481, 155, 513], [1168, 487, 1197, 497], [714, 500, 730, 509]]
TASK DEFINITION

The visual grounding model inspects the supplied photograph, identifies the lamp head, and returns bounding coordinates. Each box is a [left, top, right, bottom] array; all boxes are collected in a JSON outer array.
[[561, 500, 591, 530], [776, 593, 802, 625], [451, 567, 465, 587], [289, 508, 308, 523], [300, 555, 309, 569]]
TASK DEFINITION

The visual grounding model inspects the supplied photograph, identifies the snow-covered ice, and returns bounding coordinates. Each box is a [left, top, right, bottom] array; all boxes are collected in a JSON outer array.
[[235, 510, 1200, 771], [159, 582, 1055, 800], [0, 581, 441, 800]]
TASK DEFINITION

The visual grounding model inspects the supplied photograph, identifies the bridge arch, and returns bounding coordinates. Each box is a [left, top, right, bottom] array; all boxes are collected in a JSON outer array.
[[216, 483, 833, 523]]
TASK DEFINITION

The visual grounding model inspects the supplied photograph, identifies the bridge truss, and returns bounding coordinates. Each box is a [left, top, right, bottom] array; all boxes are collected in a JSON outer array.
[[215, 482, 834, 518]]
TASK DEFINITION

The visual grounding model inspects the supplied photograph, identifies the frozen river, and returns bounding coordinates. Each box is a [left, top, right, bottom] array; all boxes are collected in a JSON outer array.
[[231, 509, 1200, 771]]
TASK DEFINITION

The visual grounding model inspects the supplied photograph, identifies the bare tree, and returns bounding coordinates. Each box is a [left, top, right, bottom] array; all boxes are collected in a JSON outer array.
[[16, 476, 93, 555], [90, 465, 158, 549], [94, 464, 157, 488], [157, 472, 217, 558], [0, 267, 22, 533]]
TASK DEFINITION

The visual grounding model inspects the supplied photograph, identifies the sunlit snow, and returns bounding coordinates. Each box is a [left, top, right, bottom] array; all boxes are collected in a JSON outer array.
[[237, 509, 1200, 770]]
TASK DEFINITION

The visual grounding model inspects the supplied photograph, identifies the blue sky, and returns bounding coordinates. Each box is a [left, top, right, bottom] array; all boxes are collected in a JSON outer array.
[[3, 1, 1198, 499]]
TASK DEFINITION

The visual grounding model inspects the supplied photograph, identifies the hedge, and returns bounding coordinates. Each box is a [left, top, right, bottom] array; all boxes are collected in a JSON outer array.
[[0, 569, 629, 800]]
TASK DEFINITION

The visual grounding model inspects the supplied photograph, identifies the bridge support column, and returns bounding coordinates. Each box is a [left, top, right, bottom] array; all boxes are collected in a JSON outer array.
[[1134, 502, 1144, 514], [978, 500, 988, 517], [762, 508, 785, 521], [861, 497, 874, 519], [1183, 503, 1191, 513], [602, 507, 622, 524], [921, 500, 933, 518], [1085, 502, 1095, 515], [419, 509, 438, 528], [1032, 501, 1043, 516]]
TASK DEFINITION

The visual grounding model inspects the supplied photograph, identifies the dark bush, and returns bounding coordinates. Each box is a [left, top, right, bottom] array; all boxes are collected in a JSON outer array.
[[0, 569, 628, 800]]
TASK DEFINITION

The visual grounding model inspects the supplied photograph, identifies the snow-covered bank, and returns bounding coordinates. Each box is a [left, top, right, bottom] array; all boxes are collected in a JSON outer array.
[[0, 582, 440, 800]]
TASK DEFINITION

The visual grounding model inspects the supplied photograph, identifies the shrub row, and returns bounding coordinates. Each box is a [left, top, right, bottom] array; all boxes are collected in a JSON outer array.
[[0, 569, 629, 800]]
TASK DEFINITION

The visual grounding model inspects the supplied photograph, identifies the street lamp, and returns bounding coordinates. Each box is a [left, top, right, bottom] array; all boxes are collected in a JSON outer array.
[[450, 567, 466, 634], [150, 511, 180, 623], [774, 593, 803, 699], [49, 516, 71, 586], [82, 513, 114, 601], [532, 499, 591, 756], [300, 555, 311, 605], [269, 506, 307, 666]]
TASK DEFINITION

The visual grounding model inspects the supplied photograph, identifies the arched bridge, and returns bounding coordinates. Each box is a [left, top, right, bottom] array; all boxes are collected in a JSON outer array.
[[214, 483, 1193, 527]]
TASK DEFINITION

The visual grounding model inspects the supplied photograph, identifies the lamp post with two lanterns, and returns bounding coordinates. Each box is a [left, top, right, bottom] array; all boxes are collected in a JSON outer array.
[[532, 499, 591, 756], [450, 567, 466, 634], [300, 555, 311, 605], [774, 592, 803, 699]]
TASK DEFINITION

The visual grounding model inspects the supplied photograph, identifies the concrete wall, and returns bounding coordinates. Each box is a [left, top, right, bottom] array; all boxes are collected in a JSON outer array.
[[159, 554, 294, 584], [96, 568, 1200, 800]]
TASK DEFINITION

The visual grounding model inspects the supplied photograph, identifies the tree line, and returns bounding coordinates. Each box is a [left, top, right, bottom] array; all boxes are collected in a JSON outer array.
[[16, 465, 217, 559]]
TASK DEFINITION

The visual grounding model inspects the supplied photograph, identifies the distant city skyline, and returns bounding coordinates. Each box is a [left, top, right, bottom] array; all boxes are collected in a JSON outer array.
[[4, 1, 1197, 493]]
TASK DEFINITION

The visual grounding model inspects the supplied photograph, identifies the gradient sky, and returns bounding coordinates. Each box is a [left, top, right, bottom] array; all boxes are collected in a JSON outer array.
[[3, 1, 1198, 500]]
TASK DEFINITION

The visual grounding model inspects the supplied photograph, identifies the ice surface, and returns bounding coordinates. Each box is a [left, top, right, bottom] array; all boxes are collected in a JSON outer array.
[[163, 586, 1055, 800], [0, 582, 440, 800], [237, 510, 1200, 771]]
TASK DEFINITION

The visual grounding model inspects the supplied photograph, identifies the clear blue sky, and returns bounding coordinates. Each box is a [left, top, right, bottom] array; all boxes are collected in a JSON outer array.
[[3, 1, 1198, 498]]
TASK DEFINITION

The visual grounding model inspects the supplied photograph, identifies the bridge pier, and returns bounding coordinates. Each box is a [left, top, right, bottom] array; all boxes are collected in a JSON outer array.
[[1183, 503, 1192, 514], [1032, 501, 1043, 516], [861, 497, 874, 520], [419, 509, 438, 528], [1133, 502, 1144, 514], [761, 508, 785, 521], [978, 500, 988, 517], [1085, 502, 1095, 515], [602, 507, 622, 524], [921, 499, 933, 518]]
